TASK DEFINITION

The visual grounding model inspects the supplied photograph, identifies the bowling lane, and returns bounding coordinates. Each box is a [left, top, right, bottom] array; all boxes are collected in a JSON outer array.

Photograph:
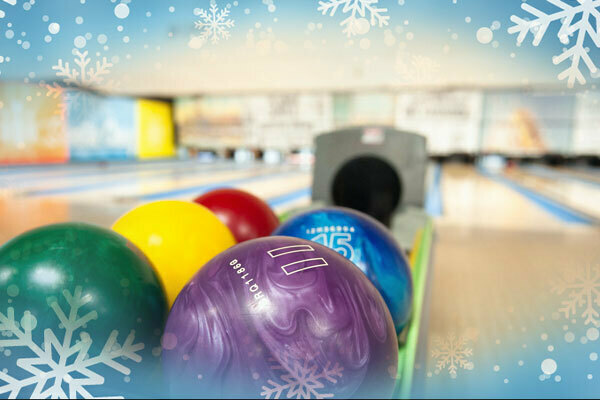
[[0, 160, 312, 244], [413, 163, 600, 398], [5, 162, 305, 206], [6, 160, 239, 194], [437, 164, 568, 231], [504, 167, 600, 222]]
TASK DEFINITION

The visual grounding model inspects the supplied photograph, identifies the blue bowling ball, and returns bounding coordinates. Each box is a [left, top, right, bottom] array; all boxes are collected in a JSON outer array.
[[273, 206, 413, 335]]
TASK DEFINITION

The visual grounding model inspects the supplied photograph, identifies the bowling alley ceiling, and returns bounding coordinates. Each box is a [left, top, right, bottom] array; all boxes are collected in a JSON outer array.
[[1, 0, 600, 95]]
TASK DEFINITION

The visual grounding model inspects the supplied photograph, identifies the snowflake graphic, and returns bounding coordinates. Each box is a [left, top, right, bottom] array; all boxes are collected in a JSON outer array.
[[431, 333, 474, 379], [551, 264, 600, 326], [194, 3, 235, 44], [318, 0, 390, 37], [0, 0, 16, 19], [0, 286, 144, 399], [40, 82, 67, 121], [396, 50, 441, 84], [508, 0, 600, 87], [260, 353, 343, 399], [52, 50, 113, 88]]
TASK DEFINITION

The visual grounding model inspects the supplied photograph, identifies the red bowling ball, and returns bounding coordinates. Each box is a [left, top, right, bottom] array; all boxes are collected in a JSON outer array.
[[194, 188, 279, 243]]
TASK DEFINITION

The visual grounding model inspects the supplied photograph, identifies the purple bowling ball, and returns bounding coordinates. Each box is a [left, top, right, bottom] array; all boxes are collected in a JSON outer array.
[[162, 236, 398, 399]]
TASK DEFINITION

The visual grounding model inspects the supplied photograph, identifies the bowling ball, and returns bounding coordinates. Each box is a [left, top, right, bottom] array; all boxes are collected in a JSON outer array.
[[194, 188, 279, 243], [162, 236, 398, 399], [112, 200, 236, 306], [0, 223, 168, 398], [273, 207, 412, 336]]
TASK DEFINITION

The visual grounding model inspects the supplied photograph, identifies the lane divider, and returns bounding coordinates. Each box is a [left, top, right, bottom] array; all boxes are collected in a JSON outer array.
[[424, 163, 443, 217], [267, 187, 312, 208], [5, 160, 224, 185], [478, 168, 595, 225], [0, 158, 202, 178], [23, 163, 256, 197]]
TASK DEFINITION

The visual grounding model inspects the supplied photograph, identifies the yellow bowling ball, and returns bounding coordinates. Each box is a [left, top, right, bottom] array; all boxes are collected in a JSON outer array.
[[113, 200, 236, 306]]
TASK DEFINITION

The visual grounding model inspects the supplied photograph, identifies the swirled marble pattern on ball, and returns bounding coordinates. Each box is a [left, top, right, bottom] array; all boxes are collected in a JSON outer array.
[[273, 207, 413, 336], [162, 236, 398, 399]]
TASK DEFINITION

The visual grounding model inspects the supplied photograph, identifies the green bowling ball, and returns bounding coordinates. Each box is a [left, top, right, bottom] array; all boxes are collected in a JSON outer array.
[[0, 223, 168, 398]]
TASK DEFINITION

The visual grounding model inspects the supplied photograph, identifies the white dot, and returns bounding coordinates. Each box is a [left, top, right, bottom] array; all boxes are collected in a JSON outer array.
[[565, 332, 575, 343], [476, 27, 493, 44], [493, 365, 500, 372], [117, 25, 124, 32], [76, 16, 83, 24], [504, 378, 509, 383], [541, 359, 557, 375], [586, 328, 599, 341], [491, 20, 501, 30], [518, 360, 524, 366], [465, 16, 471, 23], [588, 374, 593, 380], [123, 36, 129, 43], [74, 36, 86, 48], [590, 352, 598, 361], [554, 375, 561, 382], [44, 35, 52, 42], [84, 33, 92, 40], [7, 285, 19, 297], [146, 11, 152, 17], [48, 22, 60, 34], [541, 333, 548, 341], [114, 3, 130, 19], [547, 345, 554, 352], [42, 15, 49, 22], [97, 34, 107, 44], [21, 41, 30, 49], [169, 6, 175, 12], [5, 30, 14, 39]]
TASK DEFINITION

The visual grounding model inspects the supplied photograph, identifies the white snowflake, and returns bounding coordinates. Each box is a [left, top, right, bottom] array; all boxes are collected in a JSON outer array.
[[40, 82, 67, 121], [0, 286, 144, 399], [0, 0, 16, 19], [318, 0, 390, 37], [52, 50, 113, 88], [260, 354, 343, 399], [508, 0, 600, 87], [431, 333, 474, 379], [396, 50, 441, 84], [194, 3, 235, 44], [551, 264, 600, 326]]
